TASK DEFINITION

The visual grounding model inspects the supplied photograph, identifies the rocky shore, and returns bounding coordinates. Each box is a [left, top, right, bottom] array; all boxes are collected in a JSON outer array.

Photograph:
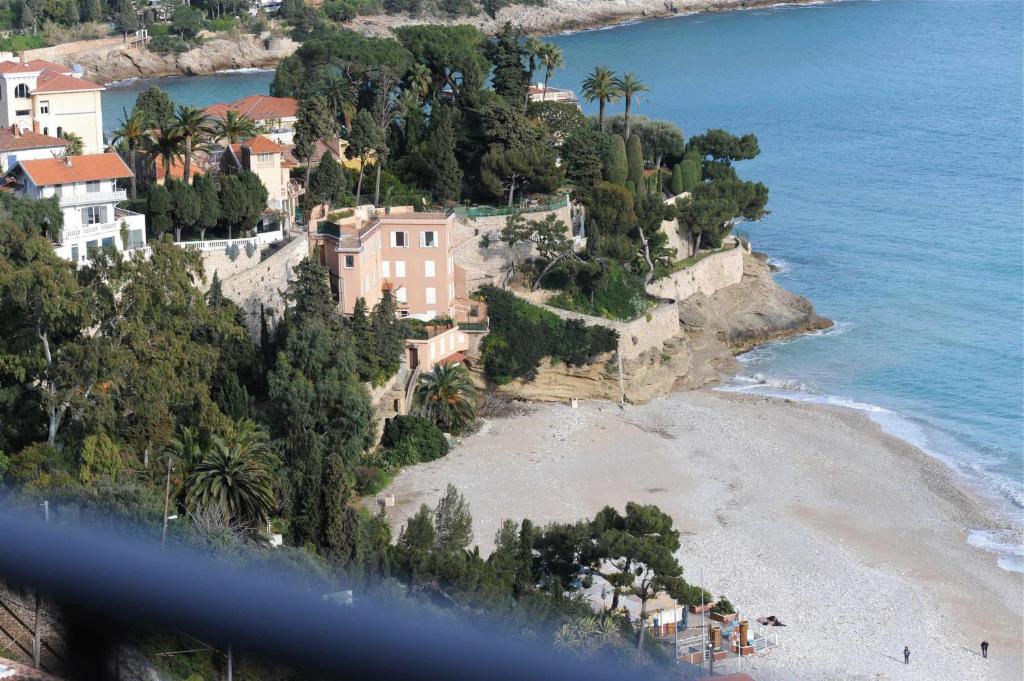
[[51, 0, 834, 83], [483, 250, 832, 404]]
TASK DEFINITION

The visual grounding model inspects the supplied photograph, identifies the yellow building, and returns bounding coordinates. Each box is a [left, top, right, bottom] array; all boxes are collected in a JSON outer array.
[[0, 60, 104, 155]]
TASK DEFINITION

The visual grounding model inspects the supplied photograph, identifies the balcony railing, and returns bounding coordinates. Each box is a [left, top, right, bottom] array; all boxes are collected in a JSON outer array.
[[58, 190, 127, 207], [61, 221, 121, 241]]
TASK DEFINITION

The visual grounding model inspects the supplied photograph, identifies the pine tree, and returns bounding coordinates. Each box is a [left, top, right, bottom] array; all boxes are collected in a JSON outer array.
[[426, 105, 462, 204], [604, 134, 628, 185]]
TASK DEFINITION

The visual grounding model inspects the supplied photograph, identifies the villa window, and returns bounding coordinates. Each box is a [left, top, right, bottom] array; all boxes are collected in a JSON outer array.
[[127, 229, 144, 249], [101, 236, 115, 249], [39, 101, 49, 114], [425, 287, 437, 305], [85, 240, 98, 256], [70, 245, 79, 262], [14, 84, 29, 98], [85, 180, 101, 193], [395, 260, 406, 277], [344, 254, 355, 269], [15, 109, 30, 117], [81, 206, 106, 225], [421, 230, 437, 248], [396, 287, 407, 303], [391, 231, 408, 248], [381, 260, 390, 277], [424, 260, 435, 278]]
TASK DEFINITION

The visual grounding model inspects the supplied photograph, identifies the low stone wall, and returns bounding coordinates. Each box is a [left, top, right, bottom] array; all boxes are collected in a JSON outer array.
[[452, 202, 574, 292], [219, 235, 309, 335], [646, 245, 744, 301], [515, 292, 680, 362]]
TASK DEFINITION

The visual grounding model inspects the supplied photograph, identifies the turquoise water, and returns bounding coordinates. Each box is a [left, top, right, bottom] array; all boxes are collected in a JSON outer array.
[[99, 1, 1023, 562]]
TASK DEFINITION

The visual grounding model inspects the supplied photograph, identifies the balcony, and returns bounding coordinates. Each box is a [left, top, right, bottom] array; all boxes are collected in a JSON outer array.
[[58, 189, 127, 207], [61, 221, 121, 242]]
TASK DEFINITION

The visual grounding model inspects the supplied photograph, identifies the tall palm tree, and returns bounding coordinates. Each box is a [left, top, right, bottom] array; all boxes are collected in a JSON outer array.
[[183, 435, 276, 531], [171, 105, 213, 184], [614, 72, 649, 140], [166, 426, 204, 474], [323, 72, 357, 132], [524, 36, 545, 102], [405, 62, 432, 103], [581, 66, 621, 132], [537, 43, 564, 101], [413, 363, 478, 434], [59, 131, 84, 156], [111, 108, 152, 200], [213, 110, 257, 144], [149, 127, 184, 185]]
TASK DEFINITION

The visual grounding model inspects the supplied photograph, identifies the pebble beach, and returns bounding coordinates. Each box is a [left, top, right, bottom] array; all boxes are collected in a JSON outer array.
[[381, 391, 1023, 680]]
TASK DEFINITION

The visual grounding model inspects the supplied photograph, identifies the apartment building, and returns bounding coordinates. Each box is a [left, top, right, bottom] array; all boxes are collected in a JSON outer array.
[[2, 153, 146, 265], [0, 60, 105, 154], [309, 205, 467, 320]]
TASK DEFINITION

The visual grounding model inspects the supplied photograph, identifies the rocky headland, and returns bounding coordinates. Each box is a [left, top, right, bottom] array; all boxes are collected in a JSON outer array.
[[479, 250, 832, 404]]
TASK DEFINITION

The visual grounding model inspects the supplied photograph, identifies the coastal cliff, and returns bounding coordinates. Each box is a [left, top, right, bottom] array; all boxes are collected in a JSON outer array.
[[54, 33, 298, 84], [483, 250, 831, 404]]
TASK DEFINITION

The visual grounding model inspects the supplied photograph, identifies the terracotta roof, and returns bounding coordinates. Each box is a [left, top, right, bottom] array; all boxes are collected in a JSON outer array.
[[33, 71, 103, 93], [15, 153, 132, 185], [438, 352, 467, 366], [24, 59, 72, 74], [205, 95, 298, 121], [155, 155, 205, 182], [242, 135, 286, 154], [0, 127, 68, 152], [0, 61, 40, 74]]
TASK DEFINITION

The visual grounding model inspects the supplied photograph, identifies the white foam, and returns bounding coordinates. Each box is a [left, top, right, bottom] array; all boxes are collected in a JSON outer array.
[[967, 530, 1024, 573]]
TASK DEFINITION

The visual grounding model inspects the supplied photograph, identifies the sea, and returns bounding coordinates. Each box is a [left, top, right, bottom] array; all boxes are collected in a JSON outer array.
[[100, 0, 1024, 570]]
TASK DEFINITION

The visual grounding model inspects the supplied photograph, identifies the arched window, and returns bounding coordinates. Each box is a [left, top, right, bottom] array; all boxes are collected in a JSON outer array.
[[14, 84, 29, 99]]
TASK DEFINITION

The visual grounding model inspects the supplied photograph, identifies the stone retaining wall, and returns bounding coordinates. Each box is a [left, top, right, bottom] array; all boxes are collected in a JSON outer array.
[[452, 202, 574, 292], [219, 235, 309, 335], [646, 245, 744, 301]]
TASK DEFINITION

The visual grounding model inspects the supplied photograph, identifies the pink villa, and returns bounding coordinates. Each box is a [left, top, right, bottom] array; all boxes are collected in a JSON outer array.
[[308, 203, 488, 371]]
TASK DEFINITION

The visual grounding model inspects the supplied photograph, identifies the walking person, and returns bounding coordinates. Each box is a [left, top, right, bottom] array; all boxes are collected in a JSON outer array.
[[903, 646, 911, 664], [981, 640, 989, 659]]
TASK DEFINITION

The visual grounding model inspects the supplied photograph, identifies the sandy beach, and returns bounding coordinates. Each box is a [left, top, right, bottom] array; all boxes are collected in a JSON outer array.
[[381, 391, 1023, 680]]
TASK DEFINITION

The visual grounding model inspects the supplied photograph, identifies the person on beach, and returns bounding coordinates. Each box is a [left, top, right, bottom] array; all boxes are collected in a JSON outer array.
[[903, 646, 910, 664], [981, 640, 989, 659]]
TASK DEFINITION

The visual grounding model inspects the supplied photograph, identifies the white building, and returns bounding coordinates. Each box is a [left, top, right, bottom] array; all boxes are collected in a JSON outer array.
[[2, 153, 147, 266], [0, 59, 105, 155], [0, 122, 68, 170]]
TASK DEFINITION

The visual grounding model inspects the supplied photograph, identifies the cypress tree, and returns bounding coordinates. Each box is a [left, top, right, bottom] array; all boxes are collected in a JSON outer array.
[[351, 297, 377, 382], [369, 290, 404, 383], [604, 134, 628, 185], [626, 134, 644, 185], [192, 174, 220, 240], [426, 105, 463, 204], [680, 150, 702, 193], [310, 154, 348, 205], [168, 180, 201, 242], [670, 164, 684, 195], [147, 183, 172, 238]]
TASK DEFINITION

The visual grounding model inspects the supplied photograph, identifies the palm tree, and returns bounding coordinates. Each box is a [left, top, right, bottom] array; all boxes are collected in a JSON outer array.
[[111, 108, 152, 200], [413, 363, 477, 434], [323, 72, 357, 132], [615, 72, 649, 140], [171, 105, 212, 184], [183, 435, 276, 530], [524, 36, 545, 101], [405, 62, 432, 103], [213, 110, 257, 144], [149, 127, 184, 185], [537, 43, 564, 101], [581, 66, 621, 132], [166, 426, 204, 474], [59, 131, 84, 156]]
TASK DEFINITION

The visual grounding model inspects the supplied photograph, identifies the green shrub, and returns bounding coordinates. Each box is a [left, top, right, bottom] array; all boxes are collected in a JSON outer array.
[[478, 285, 618, 384], [0, 34, 47, 52], [149, 34, 191, 54], [547, 261, 650, 321], [204, 17, 237, 32], [382, 415, 449, 465], [353, 465, 391, 496], [713, 597, 735, 615]]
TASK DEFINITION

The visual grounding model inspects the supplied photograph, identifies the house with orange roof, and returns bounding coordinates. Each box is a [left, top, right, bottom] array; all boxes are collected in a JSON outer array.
[[221, 134, 302, 229], [2, 152, 147, 266], [205, 94, 298, 144], [0, 122, 68, 170], [0, 59, 105, 154]]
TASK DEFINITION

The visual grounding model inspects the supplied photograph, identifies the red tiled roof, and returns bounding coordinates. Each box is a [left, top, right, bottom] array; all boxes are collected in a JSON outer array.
[[0, 61, 40, 74], [16, 153, 132, 185], [205, 95, 297, 121], [438, 352, 467, 366], [154, 155, 205, 182], [242, 135, 285, 154], [0, 127, 68, 152], [33, 71, 103, 93], [24, 59, 72, 74]]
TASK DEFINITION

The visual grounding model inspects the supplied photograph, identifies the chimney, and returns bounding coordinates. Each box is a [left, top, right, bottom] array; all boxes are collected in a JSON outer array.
[[63, 156, 72, 168], [32, 121, 40, 134]]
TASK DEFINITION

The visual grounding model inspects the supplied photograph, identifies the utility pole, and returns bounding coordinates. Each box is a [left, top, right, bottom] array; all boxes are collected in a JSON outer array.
[[32, 500, 49, 669], [161, 457, 174, 547], [226, 645, 233, 681]]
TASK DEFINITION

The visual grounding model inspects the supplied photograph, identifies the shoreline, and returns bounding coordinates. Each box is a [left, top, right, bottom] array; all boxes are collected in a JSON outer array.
[[379, 389, 1023, 680]]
